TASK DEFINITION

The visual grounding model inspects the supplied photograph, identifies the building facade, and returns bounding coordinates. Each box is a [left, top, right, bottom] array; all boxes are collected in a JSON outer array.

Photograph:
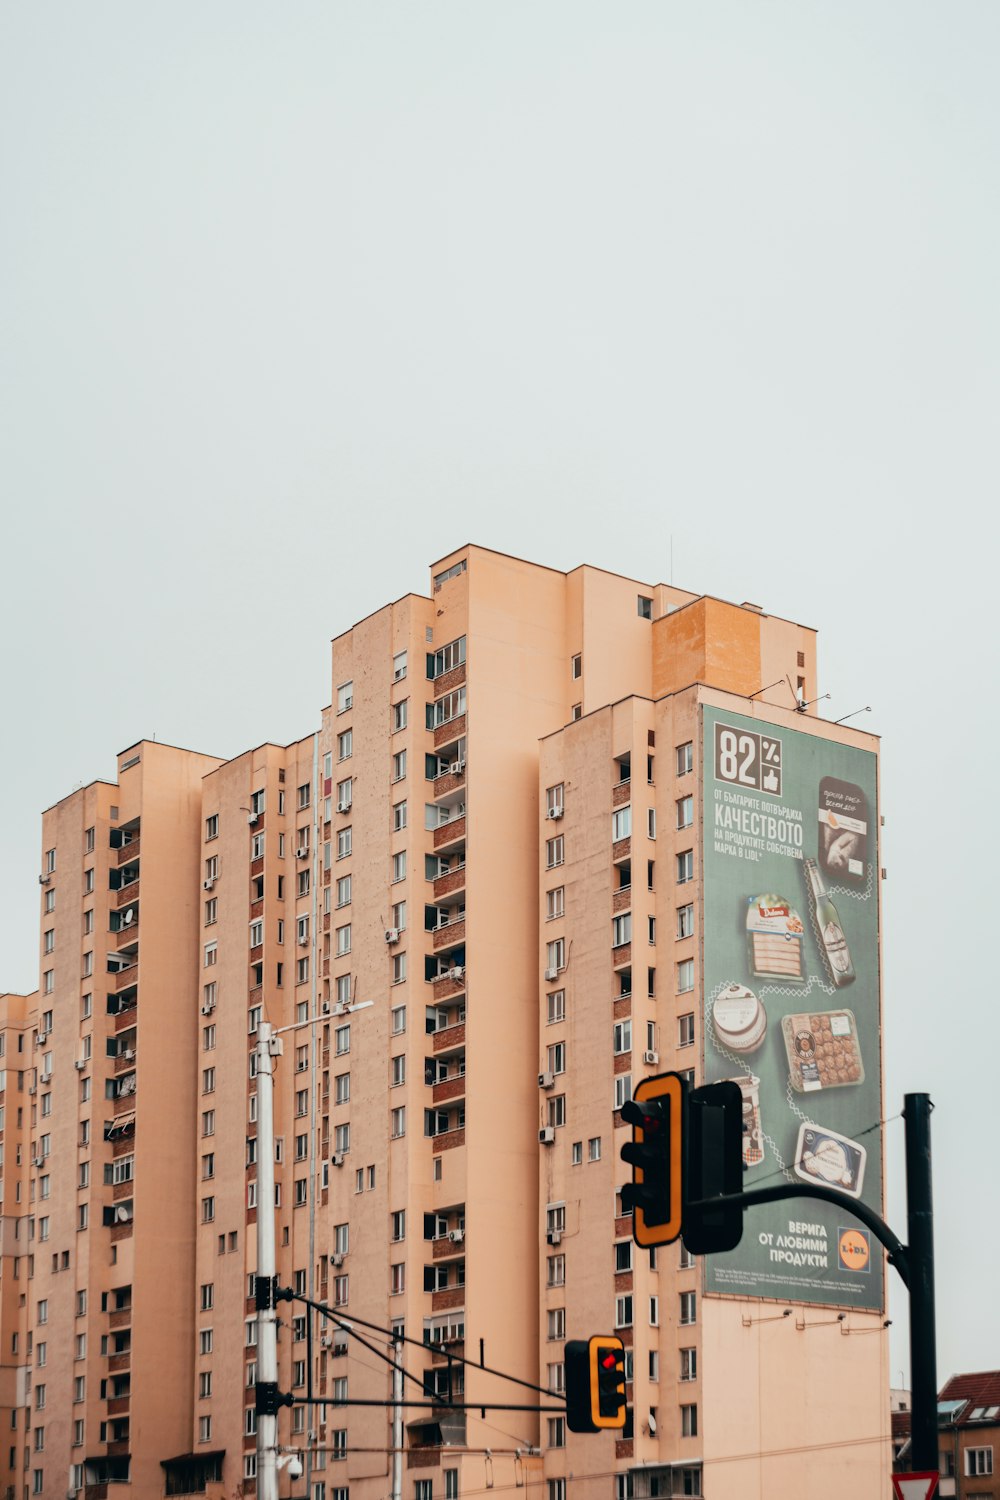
[[1, 546, 891, 1500]]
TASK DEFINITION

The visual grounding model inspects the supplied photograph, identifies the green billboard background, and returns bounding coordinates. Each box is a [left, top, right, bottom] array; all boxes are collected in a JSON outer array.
[[701, 706, 883, 1310]]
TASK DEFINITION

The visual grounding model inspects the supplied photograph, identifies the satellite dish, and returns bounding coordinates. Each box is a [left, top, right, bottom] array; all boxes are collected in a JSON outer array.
[[123, 910, 134, 926], [114, 1205, 130, 1223]]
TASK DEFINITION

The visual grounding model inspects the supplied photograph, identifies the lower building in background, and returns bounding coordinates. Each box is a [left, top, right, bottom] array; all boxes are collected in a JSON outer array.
[[0, 545, 892, 1499]]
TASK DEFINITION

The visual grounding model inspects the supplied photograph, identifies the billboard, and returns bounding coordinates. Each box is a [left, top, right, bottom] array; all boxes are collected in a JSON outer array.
[[701, 706, 883, 1310]]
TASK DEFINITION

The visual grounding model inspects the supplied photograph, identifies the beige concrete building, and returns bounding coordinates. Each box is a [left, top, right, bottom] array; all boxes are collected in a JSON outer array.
[[1, 546, 891, 1500]]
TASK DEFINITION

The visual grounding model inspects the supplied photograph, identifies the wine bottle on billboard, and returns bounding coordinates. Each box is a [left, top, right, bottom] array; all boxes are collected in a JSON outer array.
[[804, 858, 855, 987]]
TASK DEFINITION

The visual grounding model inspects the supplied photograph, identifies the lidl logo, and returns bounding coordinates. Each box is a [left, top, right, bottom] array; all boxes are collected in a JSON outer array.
[[838, 1227, 870, 1273]]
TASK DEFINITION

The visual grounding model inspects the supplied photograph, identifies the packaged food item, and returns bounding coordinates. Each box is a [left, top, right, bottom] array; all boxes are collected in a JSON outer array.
[[793, 1122, 866, 1198], [803, 858, 856, 988], [712, 984, 767, 1054], [818, 776, 869, 886], [732, 1073, 764, 1169], [746, 895, 805, 982], [781, 1008, 864, 1092]]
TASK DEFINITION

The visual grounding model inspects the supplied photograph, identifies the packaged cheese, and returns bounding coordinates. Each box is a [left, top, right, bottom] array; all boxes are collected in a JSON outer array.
[[745, 894, 805, 982]]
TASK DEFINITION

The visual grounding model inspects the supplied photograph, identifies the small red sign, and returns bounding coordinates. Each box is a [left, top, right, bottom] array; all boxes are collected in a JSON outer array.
[[890, 1473, 938, 1500]]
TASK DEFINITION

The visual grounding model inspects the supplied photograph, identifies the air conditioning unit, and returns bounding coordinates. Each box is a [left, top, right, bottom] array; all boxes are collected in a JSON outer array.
[[203, 879, 215, 891], [546, 807, 564, 821], [74, 1059, 86, 1072], [544, 967, 558, 982], [28, 1085, 36, 1096], [447, 1229, 464, 1244], [450, 759, 466, 775], [33, 1155, 45, 1169], [449, 965, 464, 980], [643, 1050, 659, 1065], [331, 1153, 345, 1167], [384, 928, 400, 945], [247, 813, 259, 826], [320, 1332, 333, 1348], [538, 1071, 555, 1090], [40, 1072, 51, 1085], [331, 1253, 345, 1268], [336, 801, 351, 814], [539, 1127, 555, 1145], [298, 935, 310, 947], [123, 1049, 135, 1061], [296, 847, 309, 859], [546, 1229, 562, 1246], [201, 1003, 215, 1016], [38, 873, 50, 885]]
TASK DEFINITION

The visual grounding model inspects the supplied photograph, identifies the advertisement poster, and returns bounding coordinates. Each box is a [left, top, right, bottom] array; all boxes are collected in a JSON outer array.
[[701, 706, 883, 1310]]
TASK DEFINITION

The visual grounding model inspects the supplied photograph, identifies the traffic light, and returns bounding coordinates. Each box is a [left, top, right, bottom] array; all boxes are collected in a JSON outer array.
[[564, 1335, 627, 1433], [682, 1080, 744, 1255], [620, 1073, 683, 1247], [619, 1073, 746, 1254]]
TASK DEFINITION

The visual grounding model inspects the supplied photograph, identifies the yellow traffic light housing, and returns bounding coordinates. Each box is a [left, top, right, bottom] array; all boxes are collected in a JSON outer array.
[[621, 1072, 684, 1247], [565, 1335, 627, 1432]]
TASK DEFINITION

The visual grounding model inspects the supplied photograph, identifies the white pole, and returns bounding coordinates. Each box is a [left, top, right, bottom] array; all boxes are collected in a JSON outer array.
[[256, 1021, 281, 1500], [391, 1333, 403, 1500]]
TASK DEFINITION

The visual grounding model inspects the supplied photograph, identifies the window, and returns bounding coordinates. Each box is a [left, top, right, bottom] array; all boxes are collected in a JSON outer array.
[[637, 594, 653, 619], [571, 653, 582, 679], [546, 886, 565, 920], [205, 816, 218, 841], [966, 1450, 994, 1477], [392, 952, 407, 985], [677, 903, 694, 939], [547, 1308, 566, 1340], [429, 635, 466, 678], [677, 959, 694, 993], [571, 1139, 583, 1165], [335, 1025, 350, 1055], [612, 806, 632, 841], [391, 1004, 406, 1035], [546, 1204, 566, 1236], [296, 957, 310, 985], [392, 749, 407, 783], [615, 1241, 633, 1273], [547, 989, 565, 1024], [588, 1136, 601, 1161], [336, 826, 352, 860], [613, 1075, 632, 1111], [252, 831, 265, 860], [337, 681, 353, 713], [249, 920, 263, 947], [612, 913, 631, 948], [679, 1291, 697, 1324], [337, 729, 353, 762], [615, 1295, 633, 1328], [680, 1347, 697, 1381], [43, 929, 54, 954], [647, 808, 656, 838], [433, 688, 466, 726], [547, 1095, 566, 1128], [392, 850, 406, 883], [546, 1040, 566, 1075], [676, 741, 693, 775], [676, 850, 693, 883], [613, 1019, 632, 1055], [677, 795, 694, 829], [549, 1483, 566, 1500], [390, 1106, 406, 1138], [392, 800, 407, 831], [680, 1403, 698, 1438], [335, 1072, 350, 1105], [546, 939, 565, 974], [204, 897, 217, 926], [545, 784, 564, 818], [43, 969, 54, 994], [391, 1055, 406, 1087], [392, 699, 408, 733], [336, 924, 351, 956], [649, 1295, 659, 1326], [678, 1013, 695, 1047], [204, 942, 217, 968], [547, 1254, 565, 1287]]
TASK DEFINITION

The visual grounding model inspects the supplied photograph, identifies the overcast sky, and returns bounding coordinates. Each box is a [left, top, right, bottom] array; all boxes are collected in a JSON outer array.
[[2, 2, 997, 1388]]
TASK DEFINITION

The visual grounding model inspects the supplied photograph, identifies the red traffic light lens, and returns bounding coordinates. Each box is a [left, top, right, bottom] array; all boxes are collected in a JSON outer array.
[[600, 1353, 617, 1370]]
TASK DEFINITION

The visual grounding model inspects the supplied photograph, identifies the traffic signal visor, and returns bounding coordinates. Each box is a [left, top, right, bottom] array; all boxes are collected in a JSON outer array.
[[589, 1336, 626, 1429]]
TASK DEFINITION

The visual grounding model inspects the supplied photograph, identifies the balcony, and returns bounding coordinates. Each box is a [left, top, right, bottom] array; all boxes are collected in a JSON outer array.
[[432, 971, 466, 1003], [433, 764, 466, 800], [612, 886, 631, 914], [433, 661, 467, 697], [431, 1021, 465, 1053], [116, 835, 140, 867], [434, 714, 466, 750], [433, 815, 466, 853], [612, 943, 632, 970], [431, 1127, 465, 1154], [433, 863, 466, 902], [432, 916, 466, 953], [431, 1286, 465, 1312], [116, 878, 140, 908], [108, 1351, 131, 1374], [432, 1073, 466, 1106], [612, 837, 631, 864], [432, 1235, 466, 1261], [612, 781, 631, 809], [113, 964, 139, 992]]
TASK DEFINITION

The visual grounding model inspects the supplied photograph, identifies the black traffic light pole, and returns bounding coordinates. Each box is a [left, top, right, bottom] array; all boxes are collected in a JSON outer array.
[[685, 1091, 937, 1475]]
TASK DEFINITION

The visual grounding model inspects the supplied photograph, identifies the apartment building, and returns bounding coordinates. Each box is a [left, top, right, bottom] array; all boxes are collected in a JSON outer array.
[[0, 545, 890, 1500], [0, 990, 35, 1500]]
